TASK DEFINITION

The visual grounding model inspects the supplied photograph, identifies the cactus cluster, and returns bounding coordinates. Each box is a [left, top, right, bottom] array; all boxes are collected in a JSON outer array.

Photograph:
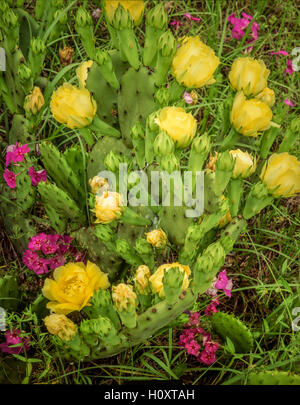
[[0, 0, 299, 373]]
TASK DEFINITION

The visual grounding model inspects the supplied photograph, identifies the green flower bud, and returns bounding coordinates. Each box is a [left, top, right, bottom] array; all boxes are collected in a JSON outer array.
[[163, 266, 185, 305], [30, 37, 46, 55], [290, 117, 300, 133], [216, 150, 235, 172], [51, 0, 64, 7], [111, 4, 133, 30], [94, 224, 114, 243], [252, 182, 269, 199], [75, 7, 93, 28], [160, 153, 179, 173], [115, 239, 131, 256], [153, 131, 175, 156], [220, 234, 235, 254], [131, 122, 144, 140], [3, 9, 18, 29], [135, 237, 153, 256], [90, 289, 112, 309], [54, 9, 68, 25], [192, 133, 211, 155], [147, 111, 159, 132], [18, 64, 32, 82], [204, 241, 226, 270], [194, 254, 214, 274], [146, 3, 168, 29], [0, 2, 9, 15], [158, 30, 176, 57], [104, 150, 123, 172], [95, 49, 110, 66], [154, 88, 171, 105]]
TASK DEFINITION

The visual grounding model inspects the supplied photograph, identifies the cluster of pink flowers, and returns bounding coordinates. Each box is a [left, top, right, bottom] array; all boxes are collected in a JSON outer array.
[[3, 142, 46, 189], [204, 270, 233, 316], [227, 13, 259, 42], [178, 312, 219, 365], [271, 50, 295, 75], [0, 328, 30, 355], [22, 233, 85, 275]]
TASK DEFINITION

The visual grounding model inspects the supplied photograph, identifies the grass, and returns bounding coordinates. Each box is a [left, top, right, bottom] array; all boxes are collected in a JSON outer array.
[[0, 0, 299, 385]]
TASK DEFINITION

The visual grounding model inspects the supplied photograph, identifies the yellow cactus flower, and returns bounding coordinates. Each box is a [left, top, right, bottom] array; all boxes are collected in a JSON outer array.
[[24, 86, 45, 115], [149, 262, 191, 298], [89, 176, 109, 195], [172, 36, 220, 88], [155, 106, 197, 148], [42, 261, 110, 315], [76, 60, 93, 88], [260, 153, 300, 197], [95, 191, 123, 224], [229, 149, 256, 179], [146, 228, 168, 249], [105, 0, 145, 25], [230, 91, 273, 137], [112, 283, 137, 311], [133, 265, 151, 294], [44, 314, 77, 341], [50, 83, 97, 129], [255, 87, 275, 107], [228, 57, 270, 96]]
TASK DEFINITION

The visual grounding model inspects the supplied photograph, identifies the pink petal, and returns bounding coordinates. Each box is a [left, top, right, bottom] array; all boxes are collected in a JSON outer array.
[[3, 169, 17, 189], [284, 99, 295, 107], [271, 50, 289, 56]]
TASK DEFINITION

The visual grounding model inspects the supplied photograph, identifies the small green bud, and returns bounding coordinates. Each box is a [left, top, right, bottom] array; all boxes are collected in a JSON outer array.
[[194, 254, 214, 274], [0, 2, 9, 15], [160, 153, 179, 173], [147, 111, 159, 132], [94, 224, 114, 243], [146, 3, 168, 29], [135, 238, 153, 256], [131, 122, 144, 140], [290, 117, 300, 133], [94, 49, 110, 66], [153, 131, 175, 156], [115, 239, 132, 257], [216, 150, 235, 172], [186, 223, 203, 243], [112, 4, 133, 30], [54, 9, 68, 25], [158, 30, 176, 57], [30, 37, 46, 55], [3, 9, 18, 29], [76, 7, 92, 27], [104, 150, 123, 172], [18, 64, 32, 82], [192, 133, 211, 155], [154, 88, 170, 105], [204, 241, 226, 269], [90, 289, 112, 309], [252, 182, 269, 199]]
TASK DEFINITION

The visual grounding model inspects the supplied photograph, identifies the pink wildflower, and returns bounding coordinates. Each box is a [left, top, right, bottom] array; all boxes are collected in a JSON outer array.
[[48, 255, 65, 270], [215, 270, 233, 297], [170, 20, 182, 28], [205, 301, 219, 316], [5, 145, 17, 167], [28, 233, 47, 251], [185, 340, 201, 356], [184, 13, 201, 22], [41, 234, 60, 255], [31, 257, 49, 275], [285, 59, 294, 75], [92, 8, 101, 19], [284, 99, 295, 107], [271, 50, 289, 56], [198, 350, 217, 365], [3, 169, 17, 189], [11, 143, 30, 163], [183, 91, 193, 104], [187, 312, 201, 326], [0, 329, 30, 355], [22, 249, 39, 269], [204, 341, 219, 353], [28, 166, 47, 187], [227, 13, 259, 43]]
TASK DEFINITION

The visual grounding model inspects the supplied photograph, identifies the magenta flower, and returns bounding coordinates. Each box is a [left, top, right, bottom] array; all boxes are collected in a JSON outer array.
[[204, 341, 219, 353], [31, 257, 49, 275], [49, 255, 65, 270], [284, 99, 295, 107], [92, 8, 101, 19], [205, 298, 220, 316], [186, 340, 201, 356], [170, 20, 182, 28], [22, 249, 39, 269], [227, 13, 259, 43], [0, 329, 30, 355], [271, 50, 289, 56], [28, 166, 47, 187], [28, 233, 48, 251], [3, 169, 17, 189], [197, 350, 217, 365], [183, 91, 193, 104], [41, 234, 60, 255], [215, 270, 233, 297], [11, 143, 30, 163], [5, 144, 17, 167], [285, 59, 294, 75], [187, 312, 201, 326], [184, 13, 201, 22]]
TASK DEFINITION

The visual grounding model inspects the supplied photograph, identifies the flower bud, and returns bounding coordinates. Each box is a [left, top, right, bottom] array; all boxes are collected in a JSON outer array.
[[158, 30, 177, 57], [94, 224, 114, 243], [75, 7, 93, 27], [133, 265, 151, 295], [112, 283, 137, 312], [3, 9, 18, 29], [135, 237, 153, 256], [154, 88, 170, 105], [255, 87, 275, 107], [18, 64, 32, 82], [95, 191, 123, 224], [216, 151, 235, 172], [60, 46, 75, 67], [44, 314, 77, 341], [260, 152, 300, 197], [191, 133, 211, 155], [131, 121, 144, 140], [24, 86, 45, 115], [146, 2, 167, 29], [229, 149, 256, 179], [54, 9, 68, 25], [111, 4, 133, 29], [146, 228, 167, 249], [147, 111, 159, 132], [204, 241, 225, 270], [230, 91, 272, 137], [104, 150, 123, 172], [30, 37, 46, 55], [105, 0, 145, 26], [94, 49, 110, 66], [290, 117, 300, 133], [229, 57, 270, 96], [153, 131, 175, 156], [160, 153, 180, 173]]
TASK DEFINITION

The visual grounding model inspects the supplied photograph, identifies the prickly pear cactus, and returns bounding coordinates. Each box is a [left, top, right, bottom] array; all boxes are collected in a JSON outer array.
[[246, 370, 300, 385]]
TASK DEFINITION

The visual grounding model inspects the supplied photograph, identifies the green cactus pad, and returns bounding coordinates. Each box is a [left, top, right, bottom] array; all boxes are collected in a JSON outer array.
[[118, 67, 157, 147], [246, 370, 300, 385], [211, 312, 254, 353], [159, 205, 193, 246]]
